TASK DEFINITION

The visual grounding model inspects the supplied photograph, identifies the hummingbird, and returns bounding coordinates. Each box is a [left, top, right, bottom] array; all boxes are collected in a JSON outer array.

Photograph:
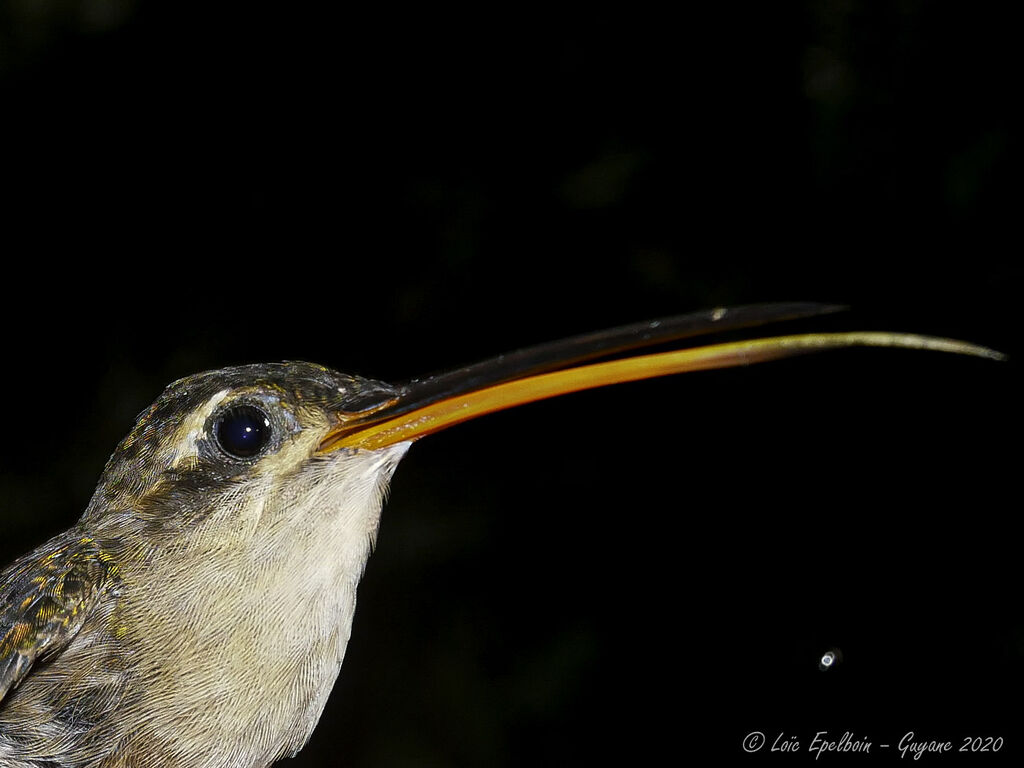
[[0, 304, 1001, 767]]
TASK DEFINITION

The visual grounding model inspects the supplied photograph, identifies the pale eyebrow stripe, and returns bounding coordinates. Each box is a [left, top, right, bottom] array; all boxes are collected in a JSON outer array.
[[169, 389, 231, 469]]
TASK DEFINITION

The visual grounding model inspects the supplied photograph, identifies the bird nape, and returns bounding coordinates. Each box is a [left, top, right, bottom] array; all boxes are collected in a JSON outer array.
[[0, 304, 1002, 767]]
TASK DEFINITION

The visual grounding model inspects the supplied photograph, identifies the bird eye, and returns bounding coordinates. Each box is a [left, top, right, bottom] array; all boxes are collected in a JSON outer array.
[[214, 405, 272, 459]]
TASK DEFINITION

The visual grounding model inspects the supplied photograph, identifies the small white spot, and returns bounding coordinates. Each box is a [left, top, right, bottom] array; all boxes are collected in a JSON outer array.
[[820, 652, 835, 668], [711, 307, 727, 321]]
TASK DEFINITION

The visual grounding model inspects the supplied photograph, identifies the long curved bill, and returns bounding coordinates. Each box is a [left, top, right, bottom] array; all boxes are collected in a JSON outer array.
[[317, 303, 1003, 453]]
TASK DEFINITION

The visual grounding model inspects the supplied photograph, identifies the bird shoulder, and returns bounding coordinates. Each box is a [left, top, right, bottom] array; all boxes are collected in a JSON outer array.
[[0, 533, 119, 704]]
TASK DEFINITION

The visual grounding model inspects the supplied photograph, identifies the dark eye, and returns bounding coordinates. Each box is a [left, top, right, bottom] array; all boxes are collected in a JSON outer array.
[[215, 405, 272, 459]]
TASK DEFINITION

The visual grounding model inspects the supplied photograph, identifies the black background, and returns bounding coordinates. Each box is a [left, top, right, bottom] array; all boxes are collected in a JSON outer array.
[[1, 2, 1019, 765]]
